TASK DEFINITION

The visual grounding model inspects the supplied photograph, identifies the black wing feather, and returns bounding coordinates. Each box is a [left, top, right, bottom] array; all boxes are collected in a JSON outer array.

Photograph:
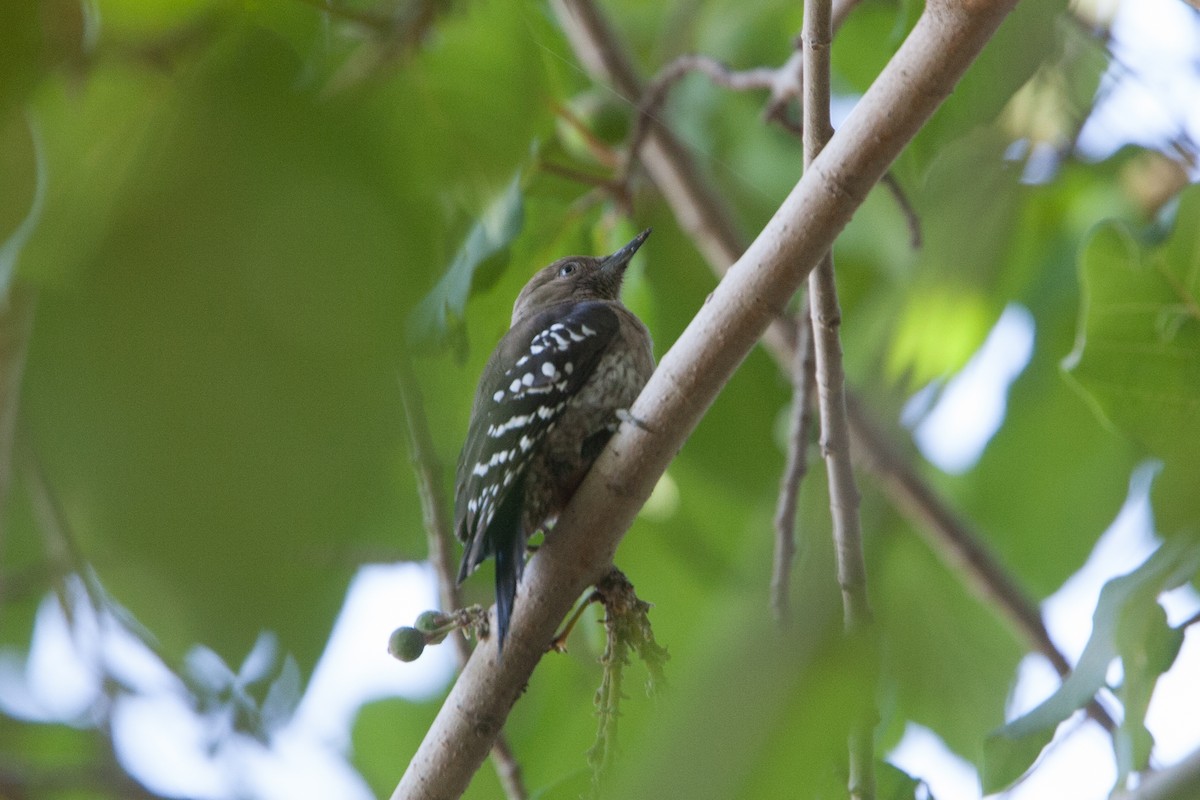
[[455, 301, 619, 579]]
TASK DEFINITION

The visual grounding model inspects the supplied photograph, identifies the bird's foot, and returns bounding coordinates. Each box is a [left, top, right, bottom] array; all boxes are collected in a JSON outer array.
[[616, 408, 652, 432]]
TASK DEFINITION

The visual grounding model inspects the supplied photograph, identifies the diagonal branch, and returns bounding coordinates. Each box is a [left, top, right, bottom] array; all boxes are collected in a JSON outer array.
[[552, 0, 1112, 732], [393, 2, 1021, 797]]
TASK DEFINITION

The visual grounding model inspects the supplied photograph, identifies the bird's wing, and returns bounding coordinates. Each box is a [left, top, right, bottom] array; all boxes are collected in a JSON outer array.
[[454, 300, 619, 576]]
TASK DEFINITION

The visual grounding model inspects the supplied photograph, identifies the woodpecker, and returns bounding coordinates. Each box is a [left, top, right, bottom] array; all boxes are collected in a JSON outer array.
[[455, 229, 655, 652]]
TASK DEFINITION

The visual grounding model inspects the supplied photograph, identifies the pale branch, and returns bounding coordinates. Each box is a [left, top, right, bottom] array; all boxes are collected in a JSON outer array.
[[771, 298, 816, 624], [804, 0, 876, 795], [804, 0, 867, 633], [393, 2, 1021, 797], [396, 362, 529, 800], [550, 0, 1104, 730]]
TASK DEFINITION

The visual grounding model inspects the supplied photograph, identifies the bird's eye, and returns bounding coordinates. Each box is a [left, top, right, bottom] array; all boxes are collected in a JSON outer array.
[[558, 262, 577, 278]]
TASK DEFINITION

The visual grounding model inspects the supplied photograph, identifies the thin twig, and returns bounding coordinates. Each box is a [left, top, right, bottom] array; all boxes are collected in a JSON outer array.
[[879, 172, 922, 250], [803, 0, 876, 796], [396, 361, 529, 800], [1177, 609, 1200, 631], [622, 0, 921, 249], [550, 101, 623, 169], [771, 295, 816, 623]]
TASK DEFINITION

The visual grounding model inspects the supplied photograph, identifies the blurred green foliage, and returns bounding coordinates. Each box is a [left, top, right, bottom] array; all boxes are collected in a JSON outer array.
[[0, 1, 1197, 799]]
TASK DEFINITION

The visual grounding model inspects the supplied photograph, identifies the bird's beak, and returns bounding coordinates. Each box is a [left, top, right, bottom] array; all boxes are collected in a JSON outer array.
[[600, 228, 652, 273]]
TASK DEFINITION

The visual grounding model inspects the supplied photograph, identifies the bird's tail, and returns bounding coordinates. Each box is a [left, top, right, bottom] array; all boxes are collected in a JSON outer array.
[[493, 527, 523, 653], [489, 474, 528, 654]]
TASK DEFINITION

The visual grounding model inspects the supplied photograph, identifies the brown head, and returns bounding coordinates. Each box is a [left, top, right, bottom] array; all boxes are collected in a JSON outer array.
[[511, 229, 651, 327]]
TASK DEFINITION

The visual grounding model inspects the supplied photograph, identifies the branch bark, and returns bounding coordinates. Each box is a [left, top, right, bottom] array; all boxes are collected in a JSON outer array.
[[772, 299, 814, 623], [393, 2, 1019, 797], [802, 0, 876, 796], [556, 0, 1112, 730]]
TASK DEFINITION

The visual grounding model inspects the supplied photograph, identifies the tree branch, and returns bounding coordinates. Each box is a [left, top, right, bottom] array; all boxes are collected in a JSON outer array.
[[550, 0, 1110, 729], [803, 0, 876, 796], [393, 2, 1020, 797], [772, 298, 815, 623]]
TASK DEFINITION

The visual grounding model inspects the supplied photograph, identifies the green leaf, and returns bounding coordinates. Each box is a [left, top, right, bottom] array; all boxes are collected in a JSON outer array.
[[1065, 218, 1200, 456], [1064, 191, 1200, 534], [407, 173, 526, 356], [877, 761, 928, 800], [982, 722, 1056, 796], [982, 536, 1200, 793], [1113, 597, 1184, 782]]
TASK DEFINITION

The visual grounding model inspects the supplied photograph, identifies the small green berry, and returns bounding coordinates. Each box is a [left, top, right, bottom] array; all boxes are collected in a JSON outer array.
[[414, 610, 452, 645], [388, 627, 426, 662], [414, 610, 449, 634]]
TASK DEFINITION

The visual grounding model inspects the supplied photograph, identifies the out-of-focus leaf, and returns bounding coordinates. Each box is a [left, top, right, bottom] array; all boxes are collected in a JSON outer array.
[[1113, 599, 1180, 782], [407, 173, 525, 357], [1064, 191, 1200, 534], [982, 721, 1057, 798], [983, 536, 1200, 793], [910, 0, 1066, 170], [957, 228, 1137, 597], [0, 3, 43, 115], [886, 129, 1019, 384], [877, 761, 929, 800], [20, 23, 418, 676], [261, 655, 302, 736], [876, 527, 1022, 759]]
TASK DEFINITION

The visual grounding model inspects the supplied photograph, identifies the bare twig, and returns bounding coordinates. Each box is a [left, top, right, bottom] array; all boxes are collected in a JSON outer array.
[[804, 0, 868, 631], [771, 297, 816, 623], [803, 0, 876, 796], [879, 172, 923, 250], [1177, 609, 1200, 631], [393, 1, 1021, 796], [396, 361, 529, 800], [546, 0, 1111, 733], [621, 0, 921, 249]]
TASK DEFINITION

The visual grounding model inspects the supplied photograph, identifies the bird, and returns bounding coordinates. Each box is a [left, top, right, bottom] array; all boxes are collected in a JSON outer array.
[[455, 229, 655, 652]]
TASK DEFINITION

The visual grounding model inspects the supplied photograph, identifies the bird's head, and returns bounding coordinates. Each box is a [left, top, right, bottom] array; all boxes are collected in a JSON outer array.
[[511, 229, 651, 326]]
